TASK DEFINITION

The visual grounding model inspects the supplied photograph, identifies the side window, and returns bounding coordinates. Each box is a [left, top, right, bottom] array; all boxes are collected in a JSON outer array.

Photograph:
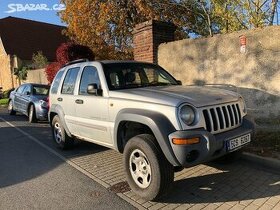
[[79, 66, 100, 95], [16, 85, 26, 94], [51, 70, 64, 94], [23, 85, 31, 95], [61, 67, 80, 95]]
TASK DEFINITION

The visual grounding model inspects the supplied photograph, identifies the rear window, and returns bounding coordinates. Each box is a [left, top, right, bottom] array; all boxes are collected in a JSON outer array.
[[33, 86, 49, 96]]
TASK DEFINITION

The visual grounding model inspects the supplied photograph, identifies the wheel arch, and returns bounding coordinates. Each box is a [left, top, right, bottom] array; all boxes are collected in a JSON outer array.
[[27, 102, 35, 115], [49, 104, 72, 137], [115, 109, 180, 166]]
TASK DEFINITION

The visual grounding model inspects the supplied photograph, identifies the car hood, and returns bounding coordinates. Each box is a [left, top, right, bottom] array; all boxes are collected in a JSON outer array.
[[109, 85, 240, 107]]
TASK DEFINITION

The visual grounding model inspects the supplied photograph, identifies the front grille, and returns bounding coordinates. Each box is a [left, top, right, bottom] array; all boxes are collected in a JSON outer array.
[[203, 103, 242, 134]]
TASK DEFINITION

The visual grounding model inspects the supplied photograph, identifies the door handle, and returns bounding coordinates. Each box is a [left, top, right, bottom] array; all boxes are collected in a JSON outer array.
[[57, 97, 63, 102], [75, 99, 84, 104]]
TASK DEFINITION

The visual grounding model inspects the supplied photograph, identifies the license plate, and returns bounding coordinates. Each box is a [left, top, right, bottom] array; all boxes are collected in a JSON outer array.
[[227, 133, 251, 151]]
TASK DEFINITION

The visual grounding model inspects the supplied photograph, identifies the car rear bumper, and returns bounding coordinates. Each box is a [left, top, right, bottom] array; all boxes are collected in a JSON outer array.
[[168, 116, 255, 167], [35, 106, 48, 121]]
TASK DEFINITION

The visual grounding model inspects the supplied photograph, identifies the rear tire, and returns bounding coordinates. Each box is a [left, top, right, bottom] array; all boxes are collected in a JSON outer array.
[[51, 115, 74, 149], [8, 100, 16, 115], [28, 104, 37, 123], [124, 134, 174, 201]]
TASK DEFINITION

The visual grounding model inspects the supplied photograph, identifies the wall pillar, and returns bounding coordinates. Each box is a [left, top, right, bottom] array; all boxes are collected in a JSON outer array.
[[133, 20, 176, 64]]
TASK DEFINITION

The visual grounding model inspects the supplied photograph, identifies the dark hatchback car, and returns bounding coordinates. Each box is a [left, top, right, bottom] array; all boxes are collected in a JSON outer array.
[[8, 83, 50, 123]]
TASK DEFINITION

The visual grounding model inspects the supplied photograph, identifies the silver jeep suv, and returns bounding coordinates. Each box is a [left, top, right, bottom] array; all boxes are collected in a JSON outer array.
[[49, 60, 255, 201]]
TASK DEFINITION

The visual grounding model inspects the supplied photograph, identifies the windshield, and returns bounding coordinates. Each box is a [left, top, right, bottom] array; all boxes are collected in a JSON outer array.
[[103, 63, 178, 90], [33, 85, 49, 96]]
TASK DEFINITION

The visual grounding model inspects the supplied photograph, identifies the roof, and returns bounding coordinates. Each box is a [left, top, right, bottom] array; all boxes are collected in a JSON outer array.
[[0, 16, 68, 61]]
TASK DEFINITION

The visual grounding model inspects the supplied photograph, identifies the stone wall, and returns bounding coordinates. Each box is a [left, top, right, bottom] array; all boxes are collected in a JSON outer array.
[[158, 26, 280, 119], [24, 68, 48, 85]]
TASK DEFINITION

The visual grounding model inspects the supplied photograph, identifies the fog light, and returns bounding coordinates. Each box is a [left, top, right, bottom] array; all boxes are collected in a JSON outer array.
[[172, 137, 200, 145], [186, 150, 199, 163]]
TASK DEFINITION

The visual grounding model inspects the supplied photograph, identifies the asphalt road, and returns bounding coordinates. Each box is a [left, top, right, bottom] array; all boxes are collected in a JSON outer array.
[[0, 108, 135, 210]]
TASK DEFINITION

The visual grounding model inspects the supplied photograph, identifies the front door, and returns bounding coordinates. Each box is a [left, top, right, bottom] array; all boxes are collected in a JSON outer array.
[[20, 84, 32, 115], [74, 65, 111, 146]]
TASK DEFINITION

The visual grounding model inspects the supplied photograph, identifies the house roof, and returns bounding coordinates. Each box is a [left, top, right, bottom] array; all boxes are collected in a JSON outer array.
[[0, 16, 68, 61]]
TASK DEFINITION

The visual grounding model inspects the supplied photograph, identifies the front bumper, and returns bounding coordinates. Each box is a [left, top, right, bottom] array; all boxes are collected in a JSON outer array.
[[169, 116, 255, 167]]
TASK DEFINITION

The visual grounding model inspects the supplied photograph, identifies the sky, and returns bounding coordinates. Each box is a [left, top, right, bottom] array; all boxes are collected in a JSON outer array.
[[0, 0, 65, 26], [0, 1, 278, 27]]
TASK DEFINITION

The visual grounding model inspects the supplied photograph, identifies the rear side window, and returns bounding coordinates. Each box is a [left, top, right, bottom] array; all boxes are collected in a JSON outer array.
[[51, 70, 64, 94], [61, 67, 80, 95]]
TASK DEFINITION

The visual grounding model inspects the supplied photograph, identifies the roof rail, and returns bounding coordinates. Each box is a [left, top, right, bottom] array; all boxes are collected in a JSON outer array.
[[63, 59, 89, 67]]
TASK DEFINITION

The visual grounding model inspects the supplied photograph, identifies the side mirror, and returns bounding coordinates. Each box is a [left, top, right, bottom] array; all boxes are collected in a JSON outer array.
[[26, 91, 31, 96], [176, 80, 182, 85], [87, 83, 103, 96]]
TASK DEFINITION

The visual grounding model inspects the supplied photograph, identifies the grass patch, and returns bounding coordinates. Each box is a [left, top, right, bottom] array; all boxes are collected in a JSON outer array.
[[0, 98, 9, 106]]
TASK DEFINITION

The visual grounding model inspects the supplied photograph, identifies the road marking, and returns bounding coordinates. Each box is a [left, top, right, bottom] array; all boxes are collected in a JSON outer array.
[[0, 117, 110, 189]]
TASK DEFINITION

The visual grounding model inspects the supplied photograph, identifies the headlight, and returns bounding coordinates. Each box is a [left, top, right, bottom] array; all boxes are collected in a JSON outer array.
[[239, 97, 247, 114], [179, 105, 196, 126]]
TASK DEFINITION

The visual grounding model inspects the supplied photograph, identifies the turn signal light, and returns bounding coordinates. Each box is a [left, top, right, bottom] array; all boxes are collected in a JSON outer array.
[[172, 137, 200, 145]]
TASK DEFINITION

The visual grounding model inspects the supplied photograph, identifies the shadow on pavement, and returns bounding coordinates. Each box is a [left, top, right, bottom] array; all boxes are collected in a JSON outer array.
[[160, 161, 280, 204], [0, 111, 108, 189]]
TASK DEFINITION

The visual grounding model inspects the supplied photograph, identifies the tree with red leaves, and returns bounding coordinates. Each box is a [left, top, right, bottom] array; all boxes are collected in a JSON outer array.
[[45, 43, 95, 84], [45, 62, 61, 84]]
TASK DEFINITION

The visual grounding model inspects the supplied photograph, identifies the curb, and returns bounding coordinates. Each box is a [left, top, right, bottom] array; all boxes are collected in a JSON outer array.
[[241, 152, 280, 171]]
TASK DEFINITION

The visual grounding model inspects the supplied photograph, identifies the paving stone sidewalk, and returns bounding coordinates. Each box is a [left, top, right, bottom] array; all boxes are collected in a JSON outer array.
[[62, 147, 280, 210]]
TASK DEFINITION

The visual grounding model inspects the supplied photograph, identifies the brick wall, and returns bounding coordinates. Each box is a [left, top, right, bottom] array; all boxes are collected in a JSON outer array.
[[133, 20, 176, 63]]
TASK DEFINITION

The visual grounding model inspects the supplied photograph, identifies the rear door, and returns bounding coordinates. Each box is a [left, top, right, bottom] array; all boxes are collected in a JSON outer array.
[[56, 66, 80, 135]]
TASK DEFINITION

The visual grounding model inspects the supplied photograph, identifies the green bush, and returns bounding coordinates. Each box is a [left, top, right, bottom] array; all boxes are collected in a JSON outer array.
[[2, 88, 14, 98], [0, 98, 9, 106]]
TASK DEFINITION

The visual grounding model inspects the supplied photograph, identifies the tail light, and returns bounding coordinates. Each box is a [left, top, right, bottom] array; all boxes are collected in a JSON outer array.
[[39, 97, 49, 109]]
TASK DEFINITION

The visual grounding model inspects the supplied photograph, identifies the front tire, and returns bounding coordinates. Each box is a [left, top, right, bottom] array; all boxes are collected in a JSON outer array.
[[51, 115, 74, 149], [28, 104, 37, 123], [8, 100, 16, 115], [124, 134, 174, 201]]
